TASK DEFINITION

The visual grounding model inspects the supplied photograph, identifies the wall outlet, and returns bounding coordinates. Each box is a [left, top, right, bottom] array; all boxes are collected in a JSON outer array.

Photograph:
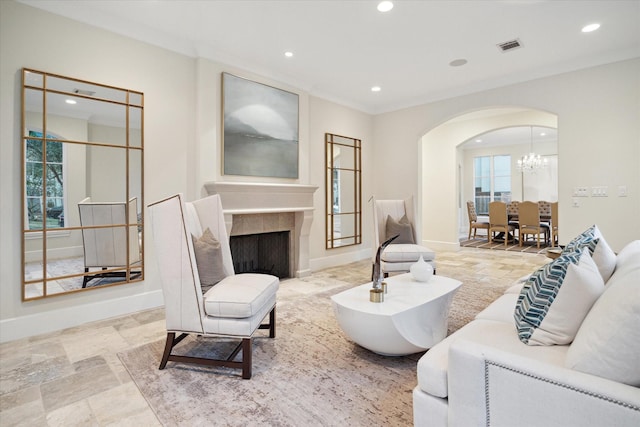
[[618, 185, 628, 197]]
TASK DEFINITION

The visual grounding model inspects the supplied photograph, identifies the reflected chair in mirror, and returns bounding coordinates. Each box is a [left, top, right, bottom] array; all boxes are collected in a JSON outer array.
[[518, 201, 550, 249], [550, 201, 559, 247], [148, 194, 279, 379], [488, 201, 516, 247], [372, 196, 436, 278], [466, 201, 489, 240], [78, 197, 141, 288]]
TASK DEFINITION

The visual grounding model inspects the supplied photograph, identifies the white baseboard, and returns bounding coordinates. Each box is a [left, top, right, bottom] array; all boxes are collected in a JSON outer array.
[[0, 289, 164, 343], [310, 247, 372, 272], [421, 240, 461, 252]]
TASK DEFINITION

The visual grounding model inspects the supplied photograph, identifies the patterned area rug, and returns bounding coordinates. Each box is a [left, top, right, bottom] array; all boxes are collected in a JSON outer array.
[[118, 256, 544, 426], [460, 237, 551, 254]]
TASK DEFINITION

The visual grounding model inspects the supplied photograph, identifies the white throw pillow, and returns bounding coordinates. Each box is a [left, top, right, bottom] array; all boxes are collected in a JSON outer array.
[[565, 251, 640, 386], [563, 225, 616, 282], [514, 249, 605, 346]]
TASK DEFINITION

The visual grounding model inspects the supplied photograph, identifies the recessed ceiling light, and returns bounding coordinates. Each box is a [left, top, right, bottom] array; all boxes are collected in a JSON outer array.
[[449, 59, 468, 67], [582, 23, 600, 33], [377, 1, 393, 12], [284, 51, 293, 57], [371, 86, 381, 92], [65, 99, 77, 104], [475, 139, 482, 143], [540, 132, 546, 136]]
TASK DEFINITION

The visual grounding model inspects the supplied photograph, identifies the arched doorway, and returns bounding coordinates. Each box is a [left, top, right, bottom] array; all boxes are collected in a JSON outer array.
[[418, 107, 558, 250]]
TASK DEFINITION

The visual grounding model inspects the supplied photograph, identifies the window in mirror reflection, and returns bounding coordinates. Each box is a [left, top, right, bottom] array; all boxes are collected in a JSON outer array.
[[325, 133, 362, 249], [26, 131, 66, 230]]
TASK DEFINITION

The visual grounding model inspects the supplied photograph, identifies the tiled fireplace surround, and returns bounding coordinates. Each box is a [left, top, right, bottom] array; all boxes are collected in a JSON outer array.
[[204, 182, 318, 278]]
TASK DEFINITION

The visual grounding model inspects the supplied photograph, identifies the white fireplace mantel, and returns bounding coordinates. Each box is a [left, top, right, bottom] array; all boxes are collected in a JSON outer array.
[[203, 182, 318, 214], [204, 182, 318, 277]]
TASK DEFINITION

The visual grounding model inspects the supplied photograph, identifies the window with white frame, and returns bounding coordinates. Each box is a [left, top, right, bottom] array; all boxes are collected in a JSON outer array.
[[473, 155, 511, 215]]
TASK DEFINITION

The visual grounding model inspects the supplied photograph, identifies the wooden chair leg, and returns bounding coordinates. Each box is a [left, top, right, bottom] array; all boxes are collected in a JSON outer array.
[[241, 338, 252, 379], [159, 332, 188, 370], [159, 332, 175, 370], [269, 306, 276, 338]]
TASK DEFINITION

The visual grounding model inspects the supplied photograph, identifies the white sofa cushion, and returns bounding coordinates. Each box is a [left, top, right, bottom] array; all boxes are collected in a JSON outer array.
[[563, 224, 616, 282], [565, 240, 640, 386], [381, 244, 435, 262], [204, 273, 279, 319], [504, 282, 524, 294], [610, 240, 640, 278], [475, 293, 519, 323], [514, 249, 604, 345], [416, 319, 568, 398]]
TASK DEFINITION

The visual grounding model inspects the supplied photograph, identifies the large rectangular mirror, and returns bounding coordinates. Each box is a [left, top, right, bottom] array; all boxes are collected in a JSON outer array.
[[21, 68, 144, 300], [325, 133, 362, 249]]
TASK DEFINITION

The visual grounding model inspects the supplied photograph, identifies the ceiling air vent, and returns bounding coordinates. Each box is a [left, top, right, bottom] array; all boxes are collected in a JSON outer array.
[[497, 38, 522, 52], [73, 88, 96, 96]]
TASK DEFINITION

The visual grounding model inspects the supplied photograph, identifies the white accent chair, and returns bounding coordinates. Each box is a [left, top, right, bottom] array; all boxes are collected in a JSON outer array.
[[78, 197, 141, 288], [372, 197, 436, 277], [148, 194, 279, 379]]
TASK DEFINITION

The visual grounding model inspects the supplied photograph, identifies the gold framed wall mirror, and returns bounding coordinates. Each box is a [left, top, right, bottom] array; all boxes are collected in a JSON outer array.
[[21, 68, 144, 301], [325, 133, 362, 249]]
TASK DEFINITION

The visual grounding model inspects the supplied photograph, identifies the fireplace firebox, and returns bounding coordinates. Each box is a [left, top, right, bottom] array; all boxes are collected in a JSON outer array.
[[230, 231, 290, 279]]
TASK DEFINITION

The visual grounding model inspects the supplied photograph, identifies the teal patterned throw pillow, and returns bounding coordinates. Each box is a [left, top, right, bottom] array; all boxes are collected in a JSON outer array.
[[514, 249, 605, 345]]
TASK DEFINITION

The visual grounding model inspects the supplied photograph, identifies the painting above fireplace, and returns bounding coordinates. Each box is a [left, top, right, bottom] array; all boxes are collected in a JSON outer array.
[[222, 72, 299, 178]]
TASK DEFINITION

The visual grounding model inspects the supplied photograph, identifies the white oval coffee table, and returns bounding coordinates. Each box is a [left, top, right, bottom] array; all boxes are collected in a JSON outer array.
[[331, 273, 462, 356]]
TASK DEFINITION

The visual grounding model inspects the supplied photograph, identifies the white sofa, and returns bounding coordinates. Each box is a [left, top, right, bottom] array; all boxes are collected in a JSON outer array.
[[413, 239, 640, 427]]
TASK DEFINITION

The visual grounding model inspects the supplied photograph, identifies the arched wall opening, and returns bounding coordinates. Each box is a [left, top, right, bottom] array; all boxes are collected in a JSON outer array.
[[419, 107, 558, 251]]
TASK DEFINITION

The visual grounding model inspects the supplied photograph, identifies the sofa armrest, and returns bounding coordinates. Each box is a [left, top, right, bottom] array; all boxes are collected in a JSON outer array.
[[447, 338, 640, 427]]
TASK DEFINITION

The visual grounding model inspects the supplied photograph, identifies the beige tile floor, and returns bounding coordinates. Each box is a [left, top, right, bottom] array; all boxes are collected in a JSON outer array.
[[0, 248, 547, 427]]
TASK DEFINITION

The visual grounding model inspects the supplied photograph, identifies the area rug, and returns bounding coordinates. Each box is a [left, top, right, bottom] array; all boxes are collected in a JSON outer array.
[[460, 237, 551, 254], [118, 268, 517, 426]]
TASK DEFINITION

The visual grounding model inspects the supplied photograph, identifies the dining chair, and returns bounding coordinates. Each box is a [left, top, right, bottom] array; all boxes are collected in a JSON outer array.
[[466, 201, 489, 240], [506, 200, 521, 238], [488, 201, 515, 247], [538, 200, 552, 226], [550, 201, 559, 247], [518, 201, 550, 248]]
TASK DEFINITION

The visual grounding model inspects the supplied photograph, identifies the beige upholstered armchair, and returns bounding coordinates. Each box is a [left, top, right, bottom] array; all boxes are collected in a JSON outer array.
[[78, 197, 141, 288], [372, 196, 436, 277], [148, 194, 278, 379]]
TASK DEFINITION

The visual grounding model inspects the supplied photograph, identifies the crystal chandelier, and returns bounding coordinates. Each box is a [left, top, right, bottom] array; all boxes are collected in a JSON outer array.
[[517, 126, 548, 173]]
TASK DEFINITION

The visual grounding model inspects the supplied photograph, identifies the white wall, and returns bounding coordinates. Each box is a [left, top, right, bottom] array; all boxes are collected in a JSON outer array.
[[373, 59, 640, 252], [1, 0, 194, 341], [308, 96, 374, 270]]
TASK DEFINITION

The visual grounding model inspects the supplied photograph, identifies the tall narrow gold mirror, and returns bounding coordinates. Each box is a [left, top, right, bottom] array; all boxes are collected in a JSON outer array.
[[21, 68, 144, 300], [325, 133, 362, 249]]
